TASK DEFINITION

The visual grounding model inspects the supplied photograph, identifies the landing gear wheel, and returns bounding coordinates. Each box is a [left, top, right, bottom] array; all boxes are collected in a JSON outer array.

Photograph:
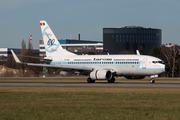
[[150, 79, 155, 83], [107, 77, 115, 83], [87, 78, 95, 83]]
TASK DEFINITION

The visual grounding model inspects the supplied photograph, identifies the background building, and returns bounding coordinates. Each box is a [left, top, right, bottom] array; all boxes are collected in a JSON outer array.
[[39, 39, 103, 57], [0, 48, 39, 57], [103, 26, 162, 54], [0, 48, 39, 63], [0, 48, 27, 57]]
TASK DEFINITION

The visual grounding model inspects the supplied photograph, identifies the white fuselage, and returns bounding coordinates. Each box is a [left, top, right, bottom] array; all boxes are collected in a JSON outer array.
[[48, 54, 165, 76]]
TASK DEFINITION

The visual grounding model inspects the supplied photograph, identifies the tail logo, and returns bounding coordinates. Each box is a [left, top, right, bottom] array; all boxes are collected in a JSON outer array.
[[47, 38, 55, 47], [42, 26, 59, 53], [45, 32, 56, 48]]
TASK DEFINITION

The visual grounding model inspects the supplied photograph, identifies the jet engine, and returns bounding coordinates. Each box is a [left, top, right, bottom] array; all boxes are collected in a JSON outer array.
[[90, 69, 112, 80]]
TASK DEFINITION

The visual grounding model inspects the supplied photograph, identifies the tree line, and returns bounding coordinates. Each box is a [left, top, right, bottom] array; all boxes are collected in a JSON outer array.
[[149, 45, 180, 77], [0, 39, 42, 76], [20, 39, 42, 76]]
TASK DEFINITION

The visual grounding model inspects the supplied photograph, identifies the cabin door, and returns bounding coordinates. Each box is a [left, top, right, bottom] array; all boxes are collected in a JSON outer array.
[[142, 59, 147, 69]]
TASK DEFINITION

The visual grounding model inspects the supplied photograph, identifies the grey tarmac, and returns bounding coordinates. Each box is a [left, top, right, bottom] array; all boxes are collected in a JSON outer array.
[[0, 82, 180, 88]]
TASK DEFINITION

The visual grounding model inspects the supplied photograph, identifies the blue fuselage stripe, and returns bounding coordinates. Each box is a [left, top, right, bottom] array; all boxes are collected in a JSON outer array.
[[48, 61, 165, 71]]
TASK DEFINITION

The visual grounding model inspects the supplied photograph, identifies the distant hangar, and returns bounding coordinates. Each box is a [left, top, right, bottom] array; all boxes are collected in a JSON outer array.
[[39, 39, 103, 57]]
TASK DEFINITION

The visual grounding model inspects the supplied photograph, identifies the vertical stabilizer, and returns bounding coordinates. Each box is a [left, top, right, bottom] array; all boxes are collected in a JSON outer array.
[[40, 20, 76, 59]]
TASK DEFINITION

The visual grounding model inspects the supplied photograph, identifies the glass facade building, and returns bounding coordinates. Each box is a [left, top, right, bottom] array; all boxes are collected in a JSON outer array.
[[103, 26, 161, 54]]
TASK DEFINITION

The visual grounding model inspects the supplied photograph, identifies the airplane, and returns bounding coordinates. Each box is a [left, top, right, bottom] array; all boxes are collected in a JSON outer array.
[[11, 20, 170, 83]]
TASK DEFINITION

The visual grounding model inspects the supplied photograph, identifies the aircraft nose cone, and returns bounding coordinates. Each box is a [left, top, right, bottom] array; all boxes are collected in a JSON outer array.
[[165, 64, 170, 72]]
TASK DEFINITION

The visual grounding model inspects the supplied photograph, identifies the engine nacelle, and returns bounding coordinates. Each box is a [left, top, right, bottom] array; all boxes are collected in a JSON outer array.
[[90, 69, 112, 80]]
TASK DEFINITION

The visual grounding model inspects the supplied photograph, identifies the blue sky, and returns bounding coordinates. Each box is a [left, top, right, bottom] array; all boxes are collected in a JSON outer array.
[[0, 0, 180, 49]]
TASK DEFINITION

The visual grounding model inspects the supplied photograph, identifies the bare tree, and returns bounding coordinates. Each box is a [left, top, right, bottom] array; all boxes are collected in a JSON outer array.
[[149, 46, 162, 59], [138, 46, 145, 55], [26, 39, 42, 76], [171, 45, 179, 77], [20, 39, 27, 75], [161, 45, 179, 77], [21, 39, 27, 55]]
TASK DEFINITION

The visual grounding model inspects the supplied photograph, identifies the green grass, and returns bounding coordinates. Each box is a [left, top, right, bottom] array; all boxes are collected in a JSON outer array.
[[0, 87, 180, 120]]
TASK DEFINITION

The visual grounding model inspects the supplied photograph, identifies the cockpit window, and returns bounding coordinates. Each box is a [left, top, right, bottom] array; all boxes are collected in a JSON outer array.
[[158, 61, 163, 63], [152, 61, 164, 64]]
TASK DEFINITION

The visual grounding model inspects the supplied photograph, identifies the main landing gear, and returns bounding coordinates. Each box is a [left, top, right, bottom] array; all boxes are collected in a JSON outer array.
[[150, 79, 155, 83], [107, 77, 115, 83], [87, 77, 115, 83], [87, 77, 95, 83]]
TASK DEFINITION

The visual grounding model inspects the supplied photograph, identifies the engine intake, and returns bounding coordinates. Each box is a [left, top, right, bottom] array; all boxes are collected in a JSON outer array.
[[90, 69, 112, 80]]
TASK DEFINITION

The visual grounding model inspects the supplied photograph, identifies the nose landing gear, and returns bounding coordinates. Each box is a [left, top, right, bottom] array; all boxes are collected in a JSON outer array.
[[150, 79, 155, 83]]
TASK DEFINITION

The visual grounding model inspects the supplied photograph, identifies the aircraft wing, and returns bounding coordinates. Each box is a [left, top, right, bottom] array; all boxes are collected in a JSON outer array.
[[27, 63, 92, 71], [11, 50, 93, 71], [17, 55, 52, 62]]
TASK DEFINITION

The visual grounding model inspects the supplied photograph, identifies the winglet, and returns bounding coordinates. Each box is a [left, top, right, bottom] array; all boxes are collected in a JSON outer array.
[[11, 50, 22, 63], [136, 50, 140, 55]]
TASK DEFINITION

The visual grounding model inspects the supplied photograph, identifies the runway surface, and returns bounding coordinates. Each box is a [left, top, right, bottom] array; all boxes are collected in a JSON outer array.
[[0, 82, 180, 88]]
